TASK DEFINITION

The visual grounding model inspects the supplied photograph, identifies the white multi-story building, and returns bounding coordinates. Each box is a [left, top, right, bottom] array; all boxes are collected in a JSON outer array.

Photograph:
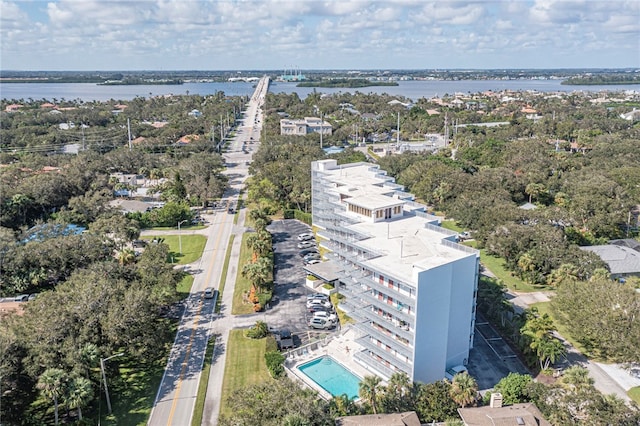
[[310, 159, 479, 383], [280, 117, 332, 136]]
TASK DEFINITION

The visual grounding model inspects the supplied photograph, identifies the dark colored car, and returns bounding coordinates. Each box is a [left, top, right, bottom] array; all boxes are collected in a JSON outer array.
[[299, 248, 319, 257], [308, 305, 332, 314], [277, 329, 295, 349]]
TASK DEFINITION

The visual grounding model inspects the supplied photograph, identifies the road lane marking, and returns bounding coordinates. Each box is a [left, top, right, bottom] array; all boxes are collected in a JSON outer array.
[[166, 200, 229, 425]]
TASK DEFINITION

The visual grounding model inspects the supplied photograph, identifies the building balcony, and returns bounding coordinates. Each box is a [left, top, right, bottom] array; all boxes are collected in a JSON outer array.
[[354, 350, 396, 380], [355, 336, 412, 375], [359, 291, 415, 324], [353, 324, 414, 359], [359, 308, 414, 341], [362, 276, 415, 307]]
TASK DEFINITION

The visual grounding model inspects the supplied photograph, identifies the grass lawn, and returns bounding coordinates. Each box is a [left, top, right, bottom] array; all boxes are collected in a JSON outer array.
[[191, 336, 216, 426], [146, 224, 206, 231], [177, 274, 194, 297], [464, 240, 542, 293], [440, 220, 463, 233], [219, 330, 272, 418], [628, 386, 640, 405], [98, 319, 178, 425], [232, 234, 255, 314], [142, 234, 207, 265], [231, 234, 272, 315], [217, 235, 235, 313]]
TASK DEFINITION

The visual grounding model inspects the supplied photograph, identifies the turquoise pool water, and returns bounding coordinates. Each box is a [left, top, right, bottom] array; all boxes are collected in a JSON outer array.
[[297, 356, 361, 399]]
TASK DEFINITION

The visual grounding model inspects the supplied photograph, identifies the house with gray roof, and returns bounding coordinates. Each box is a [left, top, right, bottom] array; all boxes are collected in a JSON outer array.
[[580, 244, 640, 279]]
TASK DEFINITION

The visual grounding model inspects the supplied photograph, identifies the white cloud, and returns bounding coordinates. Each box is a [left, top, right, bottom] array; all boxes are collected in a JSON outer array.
[[0, 0, 638, 70]]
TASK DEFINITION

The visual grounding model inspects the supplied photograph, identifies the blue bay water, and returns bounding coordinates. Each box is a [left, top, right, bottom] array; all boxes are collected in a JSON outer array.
[[1, 79, 638, 102]]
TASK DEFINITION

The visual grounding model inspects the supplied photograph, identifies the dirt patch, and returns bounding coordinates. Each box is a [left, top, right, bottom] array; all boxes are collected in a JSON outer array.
[[0, 301, 25, 316]]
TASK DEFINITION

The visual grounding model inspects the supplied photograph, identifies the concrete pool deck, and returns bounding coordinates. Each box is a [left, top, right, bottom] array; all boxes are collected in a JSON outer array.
[[285, 326, 374, 400]]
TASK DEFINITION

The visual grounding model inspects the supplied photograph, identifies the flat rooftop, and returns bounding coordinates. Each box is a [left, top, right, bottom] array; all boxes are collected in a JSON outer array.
[[350, 215, 476, 284]]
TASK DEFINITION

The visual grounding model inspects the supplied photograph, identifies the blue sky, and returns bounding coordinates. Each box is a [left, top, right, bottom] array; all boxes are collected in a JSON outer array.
[[1, 0, 639, 71]]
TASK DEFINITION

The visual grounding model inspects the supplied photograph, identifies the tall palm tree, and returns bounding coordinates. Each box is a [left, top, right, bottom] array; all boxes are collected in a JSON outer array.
[[382, 372, 414, 412], [37, 368, 68, 426], [449, 372, 478, 408], [358, 375, 382, 414], [65, 376, 93, 421], [79, 343, 100, 379]]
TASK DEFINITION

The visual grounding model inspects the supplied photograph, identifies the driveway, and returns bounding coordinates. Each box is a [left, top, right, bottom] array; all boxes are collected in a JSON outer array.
[[265, 219, 331, 347]]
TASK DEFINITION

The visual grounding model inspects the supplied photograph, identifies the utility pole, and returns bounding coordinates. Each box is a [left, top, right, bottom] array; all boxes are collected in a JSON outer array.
[[320, 112, 323, 149], [127, 118, 132, 150]]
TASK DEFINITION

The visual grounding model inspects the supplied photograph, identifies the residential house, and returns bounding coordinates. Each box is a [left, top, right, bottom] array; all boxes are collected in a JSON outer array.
[[335, 411, 421, 426], [580, 244, 640, 280], [458, 393, 551, 426]]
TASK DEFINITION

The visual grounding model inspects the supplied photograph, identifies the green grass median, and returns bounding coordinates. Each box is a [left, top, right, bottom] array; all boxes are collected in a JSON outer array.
[[142, 234, 207, 265]]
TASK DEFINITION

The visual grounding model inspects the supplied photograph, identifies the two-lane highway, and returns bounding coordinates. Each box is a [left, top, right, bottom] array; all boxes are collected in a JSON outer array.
[[148, 76, 269, 426]]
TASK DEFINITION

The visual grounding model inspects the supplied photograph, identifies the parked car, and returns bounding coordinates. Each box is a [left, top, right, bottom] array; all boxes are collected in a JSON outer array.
[[307, 293, 329, 301], [297, 233, 314, 241], [313, 311, 338, 323], [277, 329, 295, 350], [303, 253, 321, 262], [204, 287, 215, 299], [132, 239, 147, 248], [299, 248, 319, 257], [308, 305, 331, 315], [297, 241, 316, 249], [14, 294, 28, 302], [308, 317, 329, 330], [307, 299, 332, 309], [305, 259, 321, 265]]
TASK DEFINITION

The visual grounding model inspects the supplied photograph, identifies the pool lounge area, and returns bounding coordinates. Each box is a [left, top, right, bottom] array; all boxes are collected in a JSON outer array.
[[298, 356, 361, 399], [286, 327, 378, 400]]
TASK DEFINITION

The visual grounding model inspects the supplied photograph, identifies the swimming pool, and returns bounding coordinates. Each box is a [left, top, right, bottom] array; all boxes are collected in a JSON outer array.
[[297, 356, 361, 399]]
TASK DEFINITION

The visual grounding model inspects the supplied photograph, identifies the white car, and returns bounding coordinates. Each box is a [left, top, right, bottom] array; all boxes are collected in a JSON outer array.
[[297, 241, 316, 249], [313, 311, 337, 323], [306, 259, 321, 265], [306, 299, 332, 309], [297, 233, 314, 241], [307, 293, 329, 300]]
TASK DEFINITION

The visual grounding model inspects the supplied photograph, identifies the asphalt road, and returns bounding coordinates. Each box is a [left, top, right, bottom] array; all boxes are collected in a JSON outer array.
[[147, 76, 269, 426]]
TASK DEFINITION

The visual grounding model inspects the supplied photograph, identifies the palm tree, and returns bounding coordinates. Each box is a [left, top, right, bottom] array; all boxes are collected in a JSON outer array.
[[449, 372, 478, 408], [79, 343, 100, 379], [37, 368, 68, 426], [561, 366, 594, 390], [329, 394, 359, 417], [65, 376, 93, 421], [382, 372, 414, 412], [358, 375, 382, 414], [117, 248, 137, 266], [537, 337, 566, 370]]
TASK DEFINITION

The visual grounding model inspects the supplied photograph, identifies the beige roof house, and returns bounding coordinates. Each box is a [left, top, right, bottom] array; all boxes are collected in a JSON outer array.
[[458, 397, 551, 426], [335, 411, 421, 426]]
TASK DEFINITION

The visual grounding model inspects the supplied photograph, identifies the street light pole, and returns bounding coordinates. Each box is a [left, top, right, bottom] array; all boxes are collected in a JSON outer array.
[[100, 352, 124, 415], [177, 220, 187, 255]]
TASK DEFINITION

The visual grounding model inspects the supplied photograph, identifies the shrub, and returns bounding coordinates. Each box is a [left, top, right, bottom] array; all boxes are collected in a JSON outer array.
[[265, 350, 285, 378], [246, 320, 269, 339]]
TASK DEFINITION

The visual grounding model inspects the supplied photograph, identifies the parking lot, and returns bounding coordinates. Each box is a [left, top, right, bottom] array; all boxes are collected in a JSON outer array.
[[265, 219, 338, 348]]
